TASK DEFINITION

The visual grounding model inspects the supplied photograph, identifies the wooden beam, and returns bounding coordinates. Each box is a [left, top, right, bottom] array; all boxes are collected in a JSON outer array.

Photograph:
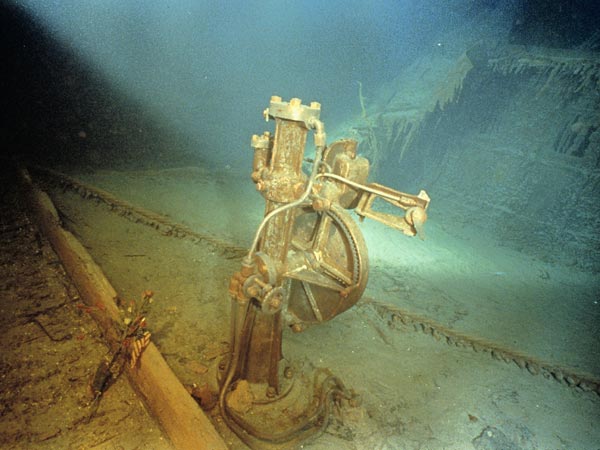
[[20, 168, 228, 450]]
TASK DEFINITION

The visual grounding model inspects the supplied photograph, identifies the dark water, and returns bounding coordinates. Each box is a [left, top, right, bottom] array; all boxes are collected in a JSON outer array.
[[2, 1, 514, 166]]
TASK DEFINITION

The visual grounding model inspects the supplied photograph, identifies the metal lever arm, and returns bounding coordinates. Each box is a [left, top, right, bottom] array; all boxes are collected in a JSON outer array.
[[355, 182, 430, 239], [316, 172, 430, 239]]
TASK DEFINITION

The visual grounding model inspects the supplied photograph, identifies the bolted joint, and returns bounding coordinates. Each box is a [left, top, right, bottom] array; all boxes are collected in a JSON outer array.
[[293, 181, 306, 198], [255, 179, 266, 192], [266, 96, 321, 126], [229, 258, 259, 299], [290, 323, 305, 333], [260, 287, 284, 314], [266, 386, 277, 398], [229, 271, 250, 299], [242, 274, 267, 299], [312, 197, 331, 212], [251, 132, 270, 150]]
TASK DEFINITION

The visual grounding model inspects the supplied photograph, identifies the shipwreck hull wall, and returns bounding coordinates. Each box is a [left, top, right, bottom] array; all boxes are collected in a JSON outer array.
[[375, 48, 600, 271]]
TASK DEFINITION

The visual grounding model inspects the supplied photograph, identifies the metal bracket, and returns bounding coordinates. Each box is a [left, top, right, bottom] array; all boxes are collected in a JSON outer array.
[[355, 183, 430, 238]]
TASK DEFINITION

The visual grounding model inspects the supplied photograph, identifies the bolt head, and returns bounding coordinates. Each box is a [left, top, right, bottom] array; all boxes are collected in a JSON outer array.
[[266, 386, 277, 398], [270, 297, 281, 309]]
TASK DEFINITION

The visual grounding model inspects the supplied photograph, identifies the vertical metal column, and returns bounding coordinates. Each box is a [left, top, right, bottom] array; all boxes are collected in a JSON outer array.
[[242, 100, 312, 389]]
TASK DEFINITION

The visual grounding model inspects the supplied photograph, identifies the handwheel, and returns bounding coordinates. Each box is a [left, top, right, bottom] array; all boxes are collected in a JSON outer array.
[[285, 202, 369, 327]]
